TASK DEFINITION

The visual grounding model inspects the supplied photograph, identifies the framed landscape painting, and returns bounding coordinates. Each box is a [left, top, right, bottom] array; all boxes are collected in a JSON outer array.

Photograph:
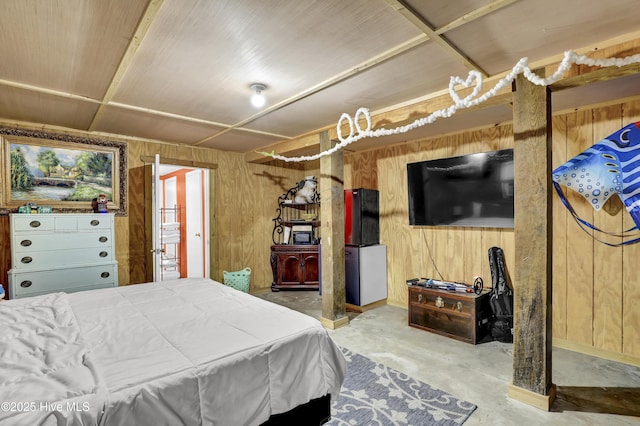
[[0, 128, 127, 215]]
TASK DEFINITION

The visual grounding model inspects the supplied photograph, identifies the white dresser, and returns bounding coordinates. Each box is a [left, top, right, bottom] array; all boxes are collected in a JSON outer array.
[[8, 213, 118, 299]]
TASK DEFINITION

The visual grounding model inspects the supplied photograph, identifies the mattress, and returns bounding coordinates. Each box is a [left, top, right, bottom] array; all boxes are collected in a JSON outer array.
[[0, 278, 346, 425]]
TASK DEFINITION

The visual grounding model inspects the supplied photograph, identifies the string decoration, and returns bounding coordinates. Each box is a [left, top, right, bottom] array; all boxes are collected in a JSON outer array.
[[256, 50, 640, 162]]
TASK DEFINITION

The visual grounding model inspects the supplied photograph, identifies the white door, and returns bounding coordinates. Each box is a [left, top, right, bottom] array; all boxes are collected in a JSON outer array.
[[186, 170, 204, 277], [151, 154, 162, 281]]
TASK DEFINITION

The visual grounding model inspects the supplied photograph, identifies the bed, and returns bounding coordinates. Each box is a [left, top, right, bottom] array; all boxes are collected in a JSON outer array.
[[0, 278, 346, 425]]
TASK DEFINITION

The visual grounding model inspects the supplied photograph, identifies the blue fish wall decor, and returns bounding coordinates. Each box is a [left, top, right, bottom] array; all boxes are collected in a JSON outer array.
[[552, 122, 640, 239]]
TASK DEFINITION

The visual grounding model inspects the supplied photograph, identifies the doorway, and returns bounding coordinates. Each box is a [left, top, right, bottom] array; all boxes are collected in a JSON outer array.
[[155, 163, 210, 281]]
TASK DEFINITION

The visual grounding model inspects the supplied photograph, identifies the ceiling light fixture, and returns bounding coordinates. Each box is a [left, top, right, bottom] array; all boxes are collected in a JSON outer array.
[[250, 83, 266, 108]]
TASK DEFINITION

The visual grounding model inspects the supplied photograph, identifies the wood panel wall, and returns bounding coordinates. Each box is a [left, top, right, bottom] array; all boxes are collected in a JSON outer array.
[[1, 96, 639, 366], [344, 126, 515, 308], [124, 142, 303, 291], [343, 100, 640, 364], [0, 128, 305, 298], [551, 100, 640, 363], [213, 151, 302, 290]]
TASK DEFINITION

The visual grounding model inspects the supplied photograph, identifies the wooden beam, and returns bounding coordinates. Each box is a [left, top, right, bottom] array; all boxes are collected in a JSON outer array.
[[549, 62, 640, 92], [509, 69, 555, 409], [384, 0, 488, 77], [110, 101, 291, 140], [245, 50, 638, 165], [319, 130, 348, 329], [194, 35, 429, 146], [0, 78, 102, 105], [140, 155, 218, 170], [246, 85, 513, 164], [245, 133, 323, 164], [88, 0, 164, 131], [435, 0, 518, 34], [375, 90, 513, 130]]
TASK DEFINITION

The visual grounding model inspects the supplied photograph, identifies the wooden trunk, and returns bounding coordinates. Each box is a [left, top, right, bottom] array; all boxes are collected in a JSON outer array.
[[408, 285, 491, 344]]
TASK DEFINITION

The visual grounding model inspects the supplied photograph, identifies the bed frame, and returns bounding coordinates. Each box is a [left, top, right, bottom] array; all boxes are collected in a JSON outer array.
[[261, 394, 331, 425]]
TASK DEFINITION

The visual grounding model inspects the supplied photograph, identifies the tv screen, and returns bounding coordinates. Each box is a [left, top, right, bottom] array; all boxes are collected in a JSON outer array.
[[407, 149, 514, 228]]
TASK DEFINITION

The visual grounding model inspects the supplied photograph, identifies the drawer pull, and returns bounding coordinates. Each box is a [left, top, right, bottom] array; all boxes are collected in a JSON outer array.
[[20, 239, 32, 247], [21, 256, 33, 264], [417, 294, 423, 303], [99, 251, 108, 258], [456, 302, 463, 312], [29, 220, 41, 228], [99, 236, 108, 243], [101, 272, 110, 278], [90, 219, 100, 226], [20, 280, 32, 288], [435, 296, 445, 308]]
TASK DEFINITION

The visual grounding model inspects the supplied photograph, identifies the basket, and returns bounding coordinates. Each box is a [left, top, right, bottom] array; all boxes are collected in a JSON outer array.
[[223, 267, 251, 293]]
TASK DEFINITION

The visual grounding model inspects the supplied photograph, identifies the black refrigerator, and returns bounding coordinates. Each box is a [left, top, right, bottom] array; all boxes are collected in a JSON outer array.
[[344, 188, 379, 246]]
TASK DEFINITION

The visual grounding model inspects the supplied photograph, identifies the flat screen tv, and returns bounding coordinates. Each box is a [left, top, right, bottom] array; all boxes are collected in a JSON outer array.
[[407, 149, 514, 228]]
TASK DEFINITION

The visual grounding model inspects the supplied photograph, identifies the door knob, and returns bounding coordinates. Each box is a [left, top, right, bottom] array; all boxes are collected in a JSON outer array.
[[195, 233, 201, 237]]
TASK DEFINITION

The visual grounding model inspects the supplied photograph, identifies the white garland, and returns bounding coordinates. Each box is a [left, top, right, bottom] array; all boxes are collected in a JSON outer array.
[[259, 50, 640, 162]]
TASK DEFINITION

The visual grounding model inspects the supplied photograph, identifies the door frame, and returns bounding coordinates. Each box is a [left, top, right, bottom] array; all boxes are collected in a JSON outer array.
[[143, 156, 217, 283]]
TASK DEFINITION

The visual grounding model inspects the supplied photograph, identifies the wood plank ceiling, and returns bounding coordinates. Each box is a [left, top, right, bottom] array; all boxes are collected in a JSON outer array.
[[0, 0, 639, 154]]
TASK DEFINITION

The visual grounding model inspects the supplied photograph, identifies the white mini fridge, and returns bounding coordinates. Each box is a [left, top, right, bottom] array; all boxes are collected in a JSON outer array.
[[345, 244, 387, 306]]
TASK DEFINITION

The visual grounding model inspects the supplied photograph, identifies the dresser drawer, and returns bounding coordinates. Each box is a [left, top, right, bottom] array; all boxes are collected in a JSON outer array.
[[408, 286, 491, 344], [11, 216, 56, 231], [76, 215, 113, 230], [13, 231, 114, 253], [12, 247, 115, 269], [8, 263, 118, 298], [11, 213, 113, 232]]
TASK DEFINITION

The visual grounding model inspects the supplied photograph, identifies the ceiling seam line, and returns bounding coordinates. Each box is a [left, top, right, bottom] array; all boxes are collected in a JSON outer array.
[[0, 75, 291, 141], [87, 0, 165, 132], [383, 0, 488, 77], [0, 78, 102, 104], [199, 0, 515, 146], [109, 102, 292, 140], [434, 0, 518, 35], [193, 34, 430, 146]]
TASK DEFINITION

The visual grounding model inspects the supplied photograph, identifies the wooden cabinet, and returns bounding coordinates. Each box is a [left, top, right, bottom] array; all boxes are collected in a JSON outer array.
[[269, 177, 320, 291], [8, 213, 118, 299], [270, 244, 319, 291], [408, 285, 491, 344]]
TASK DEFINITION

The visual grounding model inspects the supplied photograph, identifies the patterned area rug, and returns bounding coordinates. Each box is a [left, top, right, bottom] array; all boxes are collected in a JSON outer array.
[[328, 347, 476, 425]]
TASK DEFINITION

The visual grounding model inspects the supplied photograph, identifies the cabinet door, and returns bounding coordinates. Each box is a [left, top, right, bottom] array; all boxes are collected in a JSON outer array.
[[300, 252, 319, 284], [279, 253, 302, 285]]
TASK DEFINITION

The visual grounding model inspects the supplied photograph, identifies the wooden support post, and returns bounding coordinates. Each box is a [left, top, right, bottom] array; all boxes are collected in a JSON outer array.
[[508, 70, 556, 410], [319, 131, 348, 330]]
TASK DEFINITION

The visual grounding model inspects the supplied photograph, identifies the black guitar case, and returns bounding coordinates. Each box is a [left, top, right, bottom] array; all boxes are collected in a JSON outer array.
[[488, 246, 513, 343]]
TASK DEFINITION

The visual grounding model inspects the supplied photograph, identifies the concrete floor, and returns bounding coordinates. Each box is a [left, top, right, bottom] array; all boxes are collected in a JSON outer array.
[[256, 290, 640, 426]]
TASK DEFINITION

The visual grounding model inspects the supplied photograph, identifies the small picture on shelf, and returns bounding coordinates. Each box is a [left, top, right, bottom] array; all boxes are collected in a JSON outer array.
[[292, 231, 313, 245], [292, 224, 312, 233]]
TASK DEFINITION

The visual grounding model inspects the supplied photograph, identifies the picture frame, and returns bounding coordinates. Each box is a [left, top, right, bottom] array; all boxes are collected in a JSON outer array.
[[0, 127, 127, 215]]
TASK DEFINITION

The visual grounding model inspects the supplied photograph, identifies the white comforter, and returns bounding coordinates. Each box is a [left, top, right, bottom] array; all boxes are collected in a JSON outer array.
[[0, 278, 346, 425]]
